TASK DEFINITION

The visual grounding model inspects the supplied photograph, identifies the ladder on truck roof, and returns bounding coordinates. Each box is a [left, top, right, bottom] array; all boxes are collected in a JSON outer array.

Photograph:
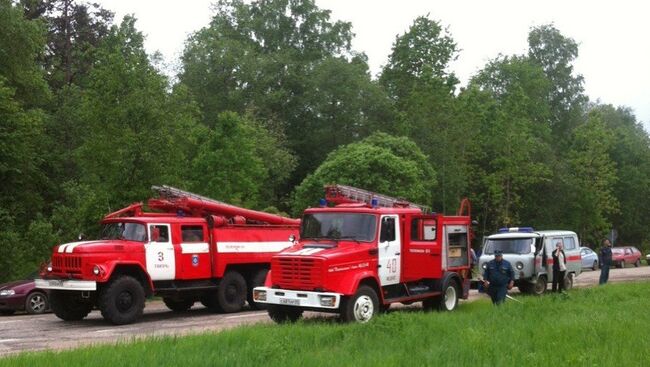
[[324, 184, 429, 212], [152, 185, 229, 207]]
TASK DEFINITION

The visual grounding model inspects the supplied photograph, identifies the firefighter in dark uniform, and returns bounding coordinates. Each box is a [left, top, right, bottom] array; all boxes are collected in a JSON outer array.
[[482, 250, 515, 305]]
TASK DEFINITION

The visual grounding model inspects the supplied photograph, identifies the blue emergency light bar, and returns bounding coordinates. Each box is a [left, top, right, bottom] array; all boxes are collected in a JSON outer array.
[[497, 227, 534, 233]]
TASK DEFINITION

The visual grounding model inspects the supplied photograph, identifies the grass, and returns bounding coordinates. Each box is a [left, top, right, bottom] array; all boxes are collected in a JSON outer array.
[[3, 282, 650, 366]]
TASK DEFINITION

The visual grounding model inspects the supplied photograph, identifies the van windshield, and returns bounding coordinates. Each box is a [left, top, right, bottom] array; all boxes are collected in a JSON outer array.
[[484, 238, 533, 254]]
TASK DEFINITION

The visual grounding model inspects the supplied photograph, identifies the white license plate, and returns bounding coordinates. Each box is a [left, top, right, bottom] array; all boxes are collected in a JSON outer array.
[[48, 280, 63, 287], [279, 298, 300, 306]]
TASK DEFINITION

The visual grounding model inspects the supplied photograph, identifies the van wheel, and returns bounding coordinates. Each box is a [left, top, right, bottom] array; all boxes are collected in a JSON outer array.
[[340, 285, 378, 323], [247, 269, 268, 310], [563, 273, 573, 291], [592, 261, 598, 271], [438, 279, 459, 312], [216, 271, 247, 313], [533, 275, 547, 295]]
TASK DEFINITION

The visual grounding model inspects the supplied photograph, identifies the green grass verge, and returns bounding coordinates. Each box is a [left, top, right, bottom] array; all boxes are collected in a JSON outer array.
[[3, 282, 649, 366]]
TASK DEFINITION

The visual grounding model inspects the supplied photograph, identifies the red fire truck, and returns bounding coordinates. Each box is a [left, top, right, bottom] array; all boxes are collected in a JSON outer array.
[[253, 185, 473, 323], [35, 186, 300, 325]]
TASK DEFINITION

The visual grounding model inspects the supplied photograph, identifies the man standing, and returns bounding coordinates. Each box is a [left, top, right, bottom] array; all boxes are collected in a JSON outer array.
[[482, 250, 515, 305], [552, 242, 567, 292], [599, 238, 613, 285]]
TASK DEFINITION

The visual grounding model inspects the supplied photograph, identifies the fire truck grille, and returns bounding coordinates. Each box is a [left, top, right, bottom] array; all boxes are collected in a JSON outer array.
[[272, 257, 323, 290], [52, 255, 82, 273]]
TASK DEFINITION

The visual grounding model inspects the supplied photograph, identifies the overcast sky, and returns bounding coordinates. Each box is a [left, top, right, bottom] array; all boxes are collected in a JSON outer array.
[[100, 0, 650, 131]]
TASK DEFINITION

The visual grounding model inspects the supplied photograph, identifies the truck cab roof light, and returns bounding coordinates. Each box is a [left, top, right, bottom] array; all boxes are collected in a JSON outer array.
[[497, 227, 534, 233]]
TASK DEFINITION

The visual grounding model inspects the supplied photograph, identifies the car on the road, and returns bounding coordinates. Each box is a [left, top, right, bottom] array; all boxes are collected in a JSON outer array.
[[612, 246, 642, 268], [580, 247, 599, 270], [0, 272, 49, 315]]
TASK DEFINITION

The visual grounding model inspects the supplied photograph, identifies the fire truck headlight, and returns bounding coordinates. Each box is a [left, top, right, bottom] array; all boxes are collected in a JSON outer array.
[[319, 295, 336, 307], [0, 290, 15, 297], [253, 289, 266, 302], [516, 261, 524, 270], [93, 265, 101, 275]]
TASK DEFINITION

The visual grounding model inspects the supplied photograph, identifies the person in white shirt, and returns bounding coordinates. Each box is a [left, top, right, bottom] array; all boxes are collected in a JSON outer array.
[[551, 242, 567, 293]]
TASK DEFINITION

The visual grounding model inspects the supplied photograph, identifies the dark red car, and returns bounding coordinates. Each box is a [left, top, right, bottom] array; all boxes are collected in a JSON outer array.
[[612, 246, 642, 268], [0, 273, 49, 315]]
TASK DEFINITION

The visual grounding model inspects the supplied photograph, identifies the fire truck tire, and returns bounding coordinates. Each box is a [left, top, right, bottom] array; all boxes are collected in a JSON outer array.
[[25, 291, 48, 314], [163, 297, 194, 312], [340, 285, 379, 323], [99, 276, 145, 325], [533, 275, 547, 295], [49, 290, 93, 321], [247, 269, 269, 310], [216, 271, 247, 313], [438, 279, 459, 312], [267, 305, 303, 323]]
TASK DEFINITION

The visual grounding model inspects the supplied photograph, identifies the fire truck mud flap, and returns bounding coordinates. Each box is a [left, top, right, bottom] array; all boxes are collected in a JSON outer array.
[[253, 287, 341, 309]]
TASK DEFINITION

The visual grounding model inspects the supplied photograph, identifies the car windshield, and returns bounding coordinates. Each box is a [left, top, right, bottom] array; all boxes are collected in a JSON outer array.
[[301, 213, 377, 242], [101, 222, 147, 242], [484, 238, 534, 254]]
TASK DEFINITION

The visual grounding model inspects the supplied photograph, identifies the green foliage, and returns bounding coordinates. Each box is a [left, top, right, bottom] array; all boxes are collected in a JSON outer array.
[[4, 283, 650, 366], [292, 132, 435, 215]]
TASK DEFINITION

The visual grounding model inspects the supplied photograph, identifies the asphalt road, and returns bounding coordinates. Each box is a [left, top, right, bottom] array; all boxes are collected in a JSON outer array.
[[1, 265, 648, 357]]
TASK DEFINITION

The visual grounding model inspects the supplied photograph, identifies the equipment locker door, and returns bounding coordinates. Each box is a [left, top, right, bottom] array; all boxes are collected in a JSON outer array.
[[378, 215, 401, 286]]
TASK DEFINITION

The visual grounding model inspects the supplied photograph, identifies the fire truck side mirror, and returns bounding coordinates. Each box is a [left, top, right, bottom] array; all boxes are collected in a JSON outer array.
[[289, 234, 296, 243]]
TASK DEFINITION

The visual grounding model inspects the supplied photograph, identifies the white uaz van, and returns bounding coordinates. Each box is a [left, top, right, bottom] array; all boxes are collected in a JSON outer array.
[[478, 227, 582, 295]]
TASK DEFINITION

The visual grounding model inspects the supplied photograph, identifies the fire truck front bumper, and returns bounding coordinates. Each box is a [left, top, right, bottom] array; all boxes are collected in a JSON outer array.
[[253, 287, 341, 309], [34, 279, 97, 291]]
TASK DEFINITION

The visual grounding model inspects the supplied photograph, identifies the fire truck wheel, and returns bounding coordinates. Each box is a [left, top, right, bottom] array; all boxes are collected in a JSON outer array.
[[533, 275, 547, 295], [247, 269, 269, 310], [25, 291, 48, 314], [267, 305, 303, 323], [99, 276, 145, 325], [49, 290, 93, 321], [163, 297, 194, 312], [216, 271, 247, 313], [438, 279, 459, 312], [341, 285, 379, 323]]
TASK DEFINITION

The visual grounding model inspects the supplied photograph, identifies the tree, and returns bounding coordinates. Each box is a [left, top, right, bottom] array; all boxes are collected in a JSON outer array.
[[565, 111, 619, 243], [528, 24, 587, 139], [180, 0, 392, 190], [292, 132, 435, 215]]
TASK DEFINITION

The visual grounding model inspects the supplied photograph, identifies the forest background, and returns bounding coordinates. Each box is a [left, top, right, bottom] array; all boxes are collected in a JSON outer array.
[[2, 0, 649, 282]]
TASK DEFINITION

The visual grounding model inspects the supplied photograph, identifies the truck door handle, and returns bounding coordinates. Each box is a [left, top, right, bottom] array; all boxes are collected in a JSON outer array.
[[394, 252, 400, 256], [369, 249, 378, 255]]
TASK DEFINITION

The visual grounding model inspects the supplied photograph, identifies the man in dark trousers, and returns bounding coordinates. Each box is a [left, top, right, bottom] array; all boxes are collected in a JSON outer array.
[[482, 250, 515, 305], [599, 238, 613, 285], [552, 241, 567, 292]]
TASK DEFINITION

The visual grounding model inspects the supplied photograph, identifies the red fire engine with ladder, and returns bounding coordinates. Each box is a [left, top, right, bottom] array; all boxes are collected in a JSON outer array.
[[36, 185, 300, 325], [253, 184, 473, 323]]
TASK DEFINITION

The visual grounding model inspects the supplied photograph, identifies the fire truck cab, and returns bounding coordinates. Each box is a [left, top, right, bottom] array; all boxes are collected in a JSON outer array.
[[253, 185, 473, 323], [35, 186, 299, 325]]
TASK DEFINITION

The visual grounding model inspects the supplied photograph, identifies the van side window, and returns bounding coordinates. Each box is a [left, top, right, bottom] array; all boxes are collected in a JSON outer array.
[[182, 226, 204, 242], [563, 237, 576, 250]]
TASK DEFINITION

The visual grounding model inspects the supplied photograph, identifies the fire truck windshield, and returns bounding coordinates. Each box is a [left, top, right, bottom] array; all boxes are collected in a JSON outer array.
[[484, 238, 534, 255], [101, 222, 147, 242], [301, 213, 376, 242]]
